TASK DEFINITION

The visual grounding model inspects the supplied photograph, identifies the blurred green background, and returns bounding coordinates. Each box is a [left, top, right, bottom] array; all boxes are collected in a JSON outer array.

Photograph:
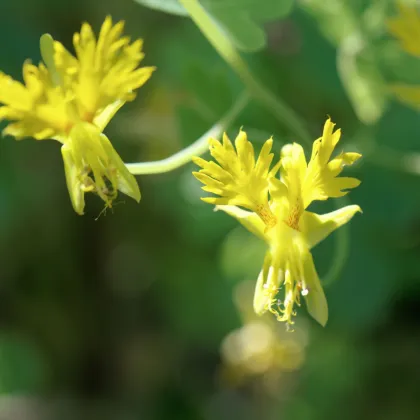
[[1, 0, 420, 419]]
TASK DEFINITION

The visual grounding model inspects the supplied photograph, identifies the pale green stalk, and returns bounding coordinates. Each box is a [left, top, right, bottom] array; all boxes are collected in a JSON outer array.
[[178, 0, 311, 146], [126, 91, 249, 175]]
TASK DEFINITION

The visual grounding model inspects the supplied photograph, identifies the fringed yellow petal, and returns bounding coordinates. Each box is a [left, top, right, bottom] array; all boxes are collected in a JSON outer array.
[[280, 142, 307, 213], [281, 143, 307, 184], [329, 177, 361, 197], [193, 130, 278, 215], [303, 118, 361, 207], [317, 118, 341, 165], [235, 130, 255, 173], [0, 16, 155, 141], [268, 178, 287, 201], [327, 152, 362, 176], [0, 71, 32, 111], [61, 16, 155, 124]]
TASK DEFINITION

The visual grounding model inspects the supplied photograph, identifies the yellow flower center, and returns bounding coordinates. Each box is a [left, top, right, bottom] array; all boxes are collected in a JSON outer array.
[[256, 204, 277, 229], [284, 203, 302, 231]]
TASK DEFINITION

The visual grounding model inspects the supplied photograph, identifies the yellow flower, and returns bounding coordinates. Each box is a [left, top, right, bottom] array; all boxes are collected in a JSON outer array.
[[0, 16, 155, 214], [193, 119, 362, 327], [387, 1, 420, 58], [386, 2, 420, 110]]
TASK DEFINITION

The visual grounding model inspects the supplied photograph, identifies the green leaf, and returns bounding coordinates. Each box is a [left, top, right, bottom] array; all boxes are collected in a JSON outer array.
[[206, 8, 266, 52], [133, 0, 188, 16], [203, 0, 295, 52], [203, 0, 294, 20], [299, 0, 364, 46], [134, 0, 295, 52], [337, 35, 387, 124]]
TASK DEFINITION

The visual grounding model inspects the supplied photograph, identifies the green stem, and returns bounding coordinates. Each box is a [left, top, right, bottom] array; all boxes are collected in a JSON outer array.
[[179, 0, 311, 146], [125, 91, 249, 175]]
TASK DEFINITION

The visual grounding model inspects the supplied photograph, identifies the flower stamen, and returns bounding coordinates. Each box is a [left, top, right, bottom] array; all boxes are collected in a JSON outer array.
[[256, 203, 277, 229]]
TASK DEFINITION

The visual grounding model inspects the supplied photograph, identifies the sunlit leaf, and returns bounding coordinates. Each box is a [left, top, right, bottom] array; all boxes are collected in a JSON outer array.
[[299, 0, 361, 45], [203, 0, 295, 52], [206, 7, 267, 52], [135, 0, 295, 52], [133, 0, 188, 16], [337, 36, 387, 124]]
